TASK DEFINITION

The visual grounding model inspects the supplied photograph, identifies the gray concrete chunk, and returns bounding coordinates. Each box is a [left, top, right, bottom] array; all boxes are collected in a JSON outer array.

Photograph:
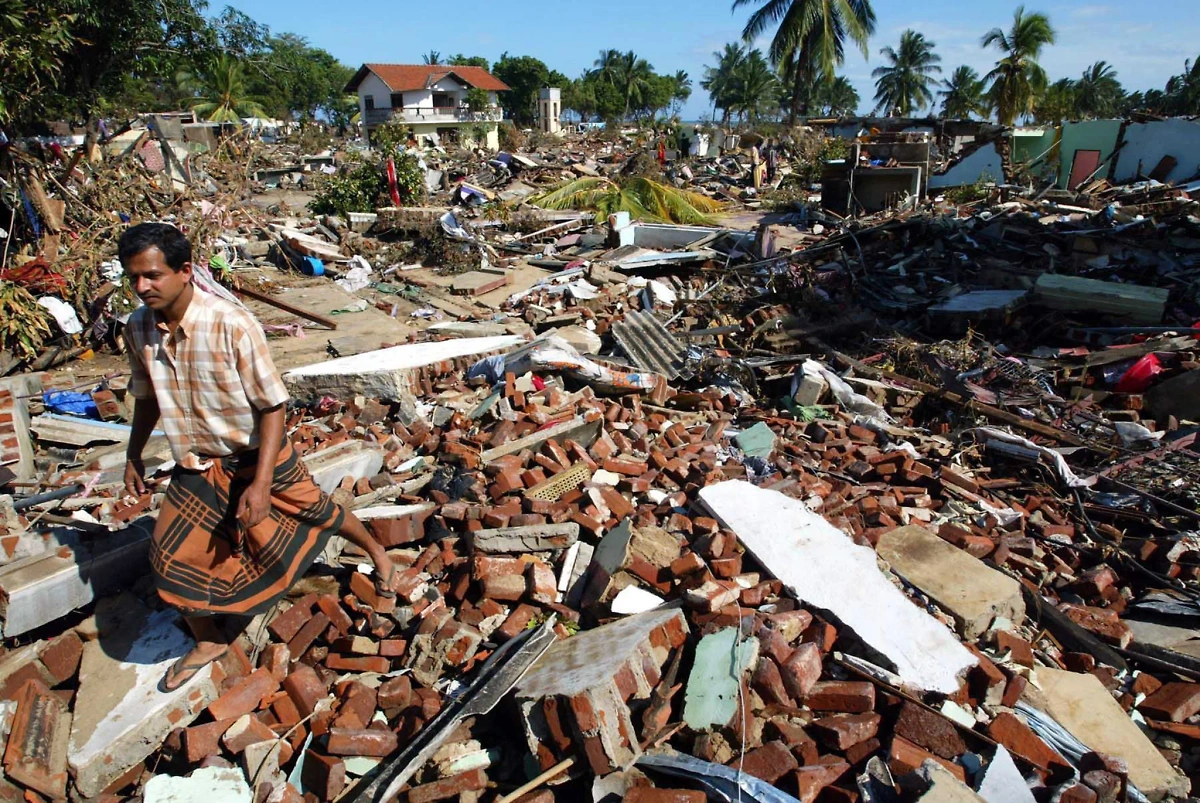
[[876, 525, 1025, 640], [471, 523, 579, 554]]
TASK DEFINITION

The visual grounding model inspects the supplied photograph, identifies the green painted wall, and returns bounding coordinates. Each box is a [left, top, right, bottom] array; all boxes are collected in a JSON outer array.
[[1056, 120, 1123, 188], [1011, 129, 1058, 182]]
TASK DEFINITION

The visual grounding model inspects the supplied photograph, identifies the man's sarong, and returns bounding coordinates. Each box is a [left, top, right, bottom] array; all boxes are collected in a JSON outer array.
[[151, 438, 341, 616]]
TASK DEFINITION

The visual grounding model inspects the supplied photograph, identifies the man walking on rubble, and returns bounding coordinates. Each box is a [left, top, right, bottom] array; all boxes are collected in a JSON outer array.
[[120, 222, 399, 691]]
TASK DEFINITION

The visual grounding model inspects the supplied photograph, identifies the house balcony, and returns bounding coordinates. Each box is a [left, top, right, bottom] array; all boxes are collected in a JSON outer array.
[[365, 107, 503, 126]]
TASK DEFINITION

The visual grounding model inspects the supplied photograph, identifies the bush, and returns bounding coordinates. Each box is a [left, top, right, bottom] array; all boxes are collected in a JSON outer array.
[[309, 152, 425, 218]]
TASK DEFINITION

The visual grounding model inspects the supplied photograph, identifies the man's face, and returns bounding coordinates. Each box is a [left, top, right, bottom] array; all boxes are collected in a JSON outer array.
[[124, 246, 192, 312]]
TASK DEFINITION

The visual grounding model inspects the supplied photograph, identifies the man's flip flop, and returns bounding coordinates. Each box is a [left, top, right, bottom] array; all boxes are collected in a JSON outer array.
[[159, 648, 227, 693], [373, 562, 399, 599]]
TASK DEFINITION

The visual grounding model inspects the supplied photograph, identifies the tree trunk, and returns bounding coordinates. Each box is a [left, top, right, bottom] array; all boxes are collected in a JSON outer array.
[[789, 55, 806, 125]]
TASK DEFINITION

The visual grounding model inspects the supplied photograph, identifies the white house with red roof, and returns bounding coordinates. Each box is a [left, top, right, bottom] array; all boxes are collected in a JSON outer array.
[[345, 63, 510, 151]]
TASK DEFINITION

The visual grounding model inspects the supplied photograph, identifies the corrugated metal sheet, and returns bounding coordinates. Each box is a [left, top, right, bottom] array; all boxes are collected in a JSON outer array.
[[612, 311, 691, 380]]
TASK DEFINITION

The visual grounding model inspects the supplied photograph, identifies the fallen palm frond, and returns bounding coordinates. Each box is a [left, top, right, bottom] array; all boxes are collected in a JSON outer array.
[[0, 281, 53, 363], [531, 176, 723, 225]]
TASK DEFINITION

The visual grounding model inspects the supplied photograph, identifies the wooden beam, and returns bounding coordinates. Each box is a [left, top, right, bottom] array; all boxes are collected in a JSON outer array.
[[235, 286, 338, 330]]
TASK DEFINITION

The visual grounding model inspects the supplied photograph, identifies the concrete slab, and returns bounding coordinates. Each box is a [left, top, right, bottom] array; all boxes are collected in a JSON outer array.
[[682, 627, 759, 731], [69, 596, 217, 798], [1023, 668, 1190, 801], [700, 482, 976, 694], [451, 271, 510, 296], [283, 335, 523, 401], [301, 441, 386, 495], [243, 279, 415, 374], [916, 760, 987, 803], [876, 526, 1025, 640], [976, 746, 1035, 803], [143, 766, 252, 802]]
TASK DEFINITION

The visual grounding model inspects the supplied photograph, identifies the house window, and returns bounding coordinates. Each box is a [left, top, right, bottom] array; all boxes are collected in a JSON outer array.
[[390, 93, 404, 109], [364, 95, 375, 111], [433, 93, 454, 108]]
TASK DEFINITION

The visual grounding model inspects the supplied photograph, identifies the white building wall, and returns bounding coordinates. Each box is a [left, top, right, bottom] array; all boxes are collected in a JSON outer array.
[[357, 72, 393, 120], [1113, 119, 1200, 185], [928, 142, 1004, 189]]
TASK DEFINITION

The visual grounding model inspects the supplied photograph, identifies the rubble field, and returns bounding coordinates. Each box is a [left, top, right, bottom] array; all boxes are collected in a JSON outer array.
[[3, 122, 1200, 803]]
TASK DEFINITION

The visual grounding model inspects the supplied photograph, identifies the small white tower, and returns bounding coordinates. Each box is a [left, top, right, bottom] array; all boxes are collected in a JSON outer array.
[[538, 88, 562, 136]]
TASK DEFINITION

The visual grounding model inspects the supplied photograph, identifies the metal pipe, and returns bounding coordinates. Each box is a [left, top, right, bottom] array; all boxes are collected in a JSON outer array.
[[13, 483, 84, 511]]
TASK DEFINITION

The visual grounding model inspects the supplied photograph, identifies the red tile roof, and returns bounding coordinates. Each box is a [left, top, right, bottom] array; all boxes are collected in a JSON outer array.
[[345, 64, 510, 94]]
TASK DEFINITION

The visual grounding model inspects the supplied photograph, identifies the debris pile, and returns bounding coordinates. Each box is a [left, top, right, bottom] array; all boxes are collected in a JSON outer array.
[[3, 120, 1200, 803]]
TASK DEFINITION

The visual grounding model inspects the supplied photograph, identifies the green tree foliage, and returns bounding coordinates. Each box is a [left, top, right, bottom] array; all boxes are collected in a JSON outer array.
[[702, 44, 747, 124], [592, 50, 656, 120], [52, 0, 212, 121], [939, 66, 988, 119], [814, 76, 861, 116], [192, 54, 268, 123], [423, 51, 442, 66], [702, 45, 781, 123], [872, 30, 941, 116], [1074, 61, 1123, 119], [732, 0, 876, 123], [449, 54, 490, 68], [0, 0, 80, 125], [248, 33, 353, 124], [670, 71, 693, 117], [310, 147, 424, 217], [981, 6, 1056, 125], [492, 53, 551, 126], [1166, 57, 1200, 114], [1034, 77, 1077, 123]]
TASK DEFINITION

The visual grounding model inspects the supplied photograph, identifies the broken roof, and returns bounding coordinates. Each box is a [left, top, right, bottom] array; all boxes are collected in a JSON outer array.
[[344, 64, 511, 94]]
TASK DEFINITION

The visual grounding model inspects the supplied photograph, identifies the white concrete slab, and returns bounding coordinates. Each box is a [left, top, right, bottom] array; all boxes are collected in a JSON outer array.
[[143, 767, 252, 803], [976, 746, 1035, 803], [69, 599, 217, 798], [283, 335, 522, 400], [699, 481, 976, 694]]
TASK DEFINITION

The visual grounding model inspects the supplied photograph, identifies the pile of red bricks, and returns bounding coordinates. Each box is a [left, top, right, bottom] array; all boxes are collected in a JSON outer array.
[[3, 340, 1199, 803]]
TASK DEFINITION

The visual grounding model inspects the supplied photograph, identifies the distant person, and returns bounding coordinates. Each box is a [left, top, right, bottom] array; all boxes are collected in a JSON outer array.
[[119, 222, 400, 691]]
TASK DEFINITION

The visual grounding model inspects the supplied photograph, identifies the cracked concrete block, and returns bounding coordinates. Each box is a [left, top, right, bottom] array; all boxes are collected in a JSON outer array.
[[68, 597, 217, 798]]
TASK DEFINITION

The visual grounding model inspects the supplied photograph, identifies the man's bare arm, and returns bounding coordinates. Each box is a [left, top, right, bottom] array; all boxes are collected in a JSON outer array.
[[124, 396, 161, 496], [237, 403, 285, 528]]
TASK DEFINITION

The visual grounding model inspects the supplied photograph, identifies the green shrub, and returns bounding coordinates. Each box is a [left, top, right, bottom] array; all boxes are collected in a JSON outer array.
[[309, 152, 425, 217]]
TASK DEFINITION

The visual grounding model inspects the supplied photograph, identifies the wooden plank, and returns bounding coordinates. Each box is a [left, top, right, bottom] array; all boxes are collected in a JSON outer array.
[[235, 285, 338, 330]]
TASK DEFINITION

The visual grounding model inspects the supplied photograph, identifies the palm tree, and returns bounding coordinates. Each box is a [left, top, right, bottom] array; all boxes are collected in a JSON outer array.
[[531, 176, 723, 225], [671, 70, 693, 116], [734, 49, 781, 121], [702, 43, 747, 124], [592, 50, 654, 121], [871, 30, 941, 116], [422, 51, 442, 65], [1165, 56, 1200, 115], [981, 6, 1056, 125], [732, 0, 876, 124], [1034, 78, 1076, 124], [1075, 61, 1123, 119], [192, 55, 268, 124], [816, 76, 860, 116], [939, 66, 988, 119]]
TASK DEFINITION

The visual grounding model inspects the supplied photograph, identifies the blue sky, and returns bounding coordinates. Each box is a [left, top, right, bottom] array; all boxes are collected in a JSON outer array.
[[228, 0, 1199, 119]]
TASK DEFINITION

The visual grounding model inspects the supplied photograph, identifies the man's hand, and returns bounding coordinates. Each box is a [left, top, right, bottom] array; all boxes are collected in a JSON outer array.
[[236, 480, 272, 530], [124, 458, 147, 497]]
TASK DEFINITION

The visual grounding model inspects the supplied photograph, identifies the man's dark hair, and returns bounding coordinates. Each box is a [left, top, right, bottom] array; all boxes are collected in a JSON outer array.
[[117, 222, 192, 271]]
